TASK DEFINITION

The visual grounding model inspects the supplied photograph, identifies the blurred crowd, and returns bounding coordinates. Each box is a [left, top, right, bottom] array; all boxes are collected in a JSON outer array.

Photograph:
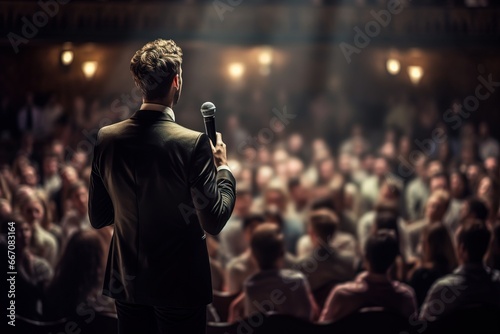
[[1, 89, 500, 325]]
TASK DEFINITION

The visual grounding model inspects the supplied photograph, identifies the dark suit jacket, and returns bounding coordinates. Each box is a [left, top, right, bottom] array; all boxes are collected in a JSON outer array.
[[88, 108, 236, 307]]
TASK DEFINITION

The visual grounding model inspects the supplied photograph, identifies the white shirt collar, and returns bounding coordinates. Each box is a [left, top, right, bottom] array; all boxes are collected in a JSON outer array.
[[140, 103, 175, 121]]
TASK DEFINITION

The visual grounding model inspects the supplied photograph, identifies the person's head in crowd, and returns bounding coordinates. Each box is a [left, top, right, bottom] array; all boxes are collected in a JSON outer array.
[[20, 191, 52, 229], [373, 212, 400, 243], [476, 175, 499, 199], [69, 181, 89, 216], [264, 179, 288, 213], [426, 159, 444, 180], [398, 135, 411, 159], [250, 223, 285, 271], [429, 172, 449, 193], [46, 230, 105, 318], [288, 177, 309, 211], [311, 138, 330, 163], [81, 166, 91, 189], [425, 189, 451, 223], [460, 197, 489, 222], [50, 140, 65, 163], [460, 141, 477, 166], [60, 165, 79, 187], [338, 152, 354, 178], [272, 148, 289, 179], [456, 219, 491, 265], [378, 177, 402, 202], [481, 195, 500, 227], [422, 223, 458, 273], [486, 220, 500, 270], [364, 230, 400, 275], [287, 133, 304, 157], [318, 156, 336, 185], [70, 150, 88, 174], [242, 213, 266, 245], [12, 153, 31, 180], [239, 167, 253, 189], [310, 195, 336, 213], [413, 155, 428, 180], [373, 155, 390, 180], [20, 165, 39, 188], [255, 165, 274, 192], [437, 141, 452, 166], [13, 185, 35, 212], [233, 182, 253, 217], [286, 156, 304, 180], [257, 146, 272, 165], [42, 153, 60, 178], [484, 156, 499, 178], [466, 163, 484, 190], [130, 39, 183, 106], [242, 146, 257, 164], [450, 170, 470, 200], [307, 209, 339, 248]]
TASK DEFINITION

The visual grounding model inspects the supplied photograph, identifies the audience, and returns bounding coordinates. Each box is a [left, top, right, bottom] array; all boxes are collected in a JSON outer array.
[[0, 90, 499, 330]]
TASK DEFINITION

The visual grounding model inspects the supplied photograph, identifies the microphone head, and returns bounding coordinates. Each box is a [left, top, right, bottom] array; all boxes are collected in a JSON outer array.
[[200, 102, 216, 118]]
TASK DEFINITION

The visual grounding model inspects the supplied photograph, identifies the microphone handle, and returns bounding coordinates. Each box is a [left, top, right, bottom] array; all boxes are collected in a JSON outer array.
[[204, 117, 217, 145]]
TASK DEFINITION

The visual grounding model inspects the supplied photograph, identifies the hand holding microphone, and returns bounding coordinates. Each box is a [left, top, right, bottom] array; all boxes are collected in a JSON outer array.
[[200, 102, 228, 168]]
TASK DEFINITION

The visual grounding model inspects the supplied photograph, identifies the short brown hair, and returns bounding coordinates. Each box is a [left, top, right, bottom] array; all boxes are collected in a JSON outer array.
[[250, 223, 284, 270], [130, 39, 183, 100], [308, 209, 339, 243]]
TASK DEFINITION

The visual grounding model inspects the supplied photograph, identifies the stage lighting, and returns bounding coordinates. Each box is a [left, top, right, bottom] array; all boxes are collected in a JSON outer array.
[[258, 48, 273, 66], [386, 59, 400, 75], [82, 61, 98, 80], [407, 65, 423, 85]]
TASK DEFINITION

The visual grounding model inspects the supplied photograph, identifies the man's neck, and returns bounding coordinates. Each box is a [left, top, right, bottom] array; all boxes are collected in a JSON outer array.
[[143, 99, 173, 109]]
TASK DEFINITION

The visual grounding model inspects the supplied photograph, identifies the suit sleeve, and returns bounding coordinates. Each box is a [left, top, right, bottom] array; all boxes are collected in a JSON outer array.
[[88, 129, 115, 229], [188, 133, 236, 235]]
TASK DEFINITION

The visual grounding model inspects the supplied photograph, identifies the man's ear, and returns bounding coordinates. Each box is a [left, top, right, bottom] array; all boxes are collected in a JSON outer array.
[[171, 74, 180, 90]]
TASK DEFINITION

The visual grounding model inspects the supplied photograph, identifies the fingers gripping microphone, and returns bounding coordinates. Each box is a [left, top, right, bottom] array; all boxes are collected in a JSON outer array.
[[200, 102, 217, 145]]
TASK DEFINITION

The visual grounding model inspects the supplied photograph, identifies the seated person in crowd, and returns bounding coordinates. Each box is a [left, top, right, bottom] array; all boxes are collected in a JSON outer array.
[[407, 189, 451, 259], [61, 181, 91, 247], [420, 220, 500, 322], [228, 223, 318, 322], [296, 209, 356, 291], [320, 230, 417, 323], [226, 213, 297, 293], [409, 223, 458, 307], [19, 192, 59, 267], [297, 196, 358, 259]]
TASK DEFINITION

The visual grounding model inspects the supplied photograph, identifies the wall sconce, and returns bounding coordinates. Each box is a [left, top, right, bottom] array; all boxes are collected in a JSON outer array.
[[228, 62, 245, 80], [408, 65, 424, 85], [386, 59, 400, 75], [60, 50, 74, 66], [82, 61, 98, 80]]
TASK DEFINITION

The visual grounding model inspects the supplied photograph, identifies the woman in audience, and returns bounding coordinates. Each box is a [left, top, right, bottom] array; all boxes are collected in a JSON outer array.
[[19, 192, 59, 267], [44, 230, 114, 320], [408, 223, 458, 307]]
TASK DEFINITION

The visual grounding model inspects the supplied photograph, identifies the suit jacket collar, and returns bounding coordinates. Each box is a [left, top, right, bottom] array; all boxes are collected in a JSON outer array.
[[131, 103, 175, 122]]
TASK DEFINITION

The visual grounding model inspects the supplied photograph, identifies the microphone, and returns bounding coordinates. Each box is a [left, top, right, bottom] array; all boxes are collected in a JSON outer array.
[[200, 102, 217, 145]]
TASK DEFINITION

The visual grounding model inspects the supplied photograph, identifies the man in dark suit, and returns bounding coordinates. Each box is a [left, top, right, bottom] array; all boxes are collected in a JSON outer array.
[[88, 39, 236, 334]]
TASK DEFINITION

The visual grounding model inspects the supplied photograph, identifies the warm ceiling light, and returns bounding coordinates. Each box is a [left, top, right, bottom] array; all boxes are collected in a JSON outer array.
[[258, 48, 273, 66], [61, 50, 74, 66], [228, 62, 245, 80], [82, 61, 98, 80], [386, 58, 400, 75], [408, 65, 424, 85]]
